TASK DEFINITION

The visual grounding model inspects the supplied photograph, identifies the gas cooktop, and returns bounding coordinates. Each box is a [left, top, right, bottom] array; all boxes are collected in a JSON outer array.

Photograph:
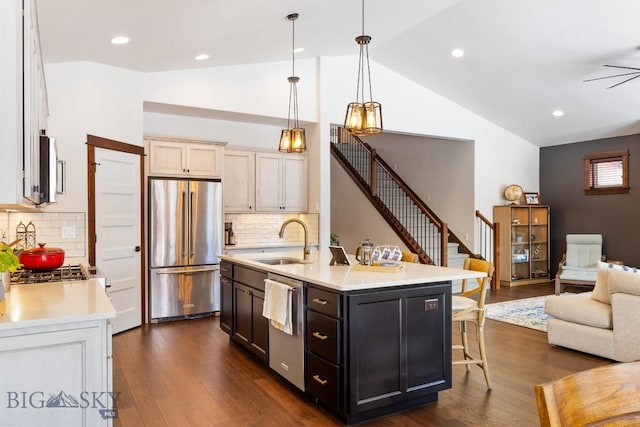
[[11, 264, 89, 284]]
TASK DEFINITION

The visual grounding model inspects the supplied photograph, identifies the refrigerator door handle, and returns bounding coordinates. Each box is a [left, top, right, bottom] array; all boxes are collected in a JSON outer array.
[[190, 190, 195, 258], [182, 190, 188, 258], [156, 266, 220, 275]]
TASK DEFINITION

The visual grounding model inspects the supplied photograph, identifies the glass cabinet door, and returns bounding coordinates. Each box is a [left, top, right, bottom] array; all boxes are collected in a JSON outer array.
[[530, 206, 549, 278], [510, 206, 531, 281]]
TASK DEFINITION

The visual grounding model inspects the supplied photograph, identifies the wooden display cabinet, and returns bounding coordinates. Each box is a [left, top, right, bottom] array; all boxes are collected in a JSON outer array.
[[494, 205, 550, 286]]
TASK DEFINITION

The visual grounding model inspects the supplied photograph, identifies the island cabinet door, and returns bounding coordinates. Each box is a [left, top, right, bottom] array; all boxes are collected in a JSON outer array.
[[250, 289, 269, 359], [347, 283, 451, 415], [233, 282, 253, 346], [220, 275, 233, 335]]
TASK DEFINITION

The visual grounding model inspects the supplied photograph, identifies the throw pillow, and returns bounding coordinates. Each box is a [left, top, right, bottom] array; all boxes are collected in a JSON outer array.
[[591, 262, 624, 304]]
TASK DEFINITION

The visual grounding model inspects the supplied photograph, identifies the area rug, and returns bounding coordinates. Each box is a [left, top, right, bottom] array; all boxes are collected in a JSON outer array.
[[485, 295, 555, 332]]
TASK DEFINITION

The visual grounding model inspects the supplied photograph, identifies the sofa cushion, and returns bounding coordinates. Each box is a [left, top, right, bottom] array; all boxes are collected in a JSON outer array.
[[592, 262, 640, 304], [608, 266, 640, 296], [546, 292, 612, 329]]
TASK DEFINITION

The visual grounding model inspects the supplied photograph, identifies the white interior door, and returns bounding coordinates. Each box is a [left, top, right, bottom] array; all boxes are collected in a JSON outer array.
[[95, 147, 142, 334]]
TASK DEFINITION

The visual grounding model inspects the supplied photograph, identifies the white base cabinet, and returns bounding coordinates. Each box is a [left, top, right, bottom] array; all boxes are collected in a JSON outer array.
[[0, 319, 114, 427]]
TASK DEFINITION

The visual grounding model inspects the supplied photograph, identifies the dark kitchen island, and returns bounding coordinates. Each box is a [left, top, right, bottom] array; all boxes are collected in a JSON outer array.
[[218, 252, 485, 424]]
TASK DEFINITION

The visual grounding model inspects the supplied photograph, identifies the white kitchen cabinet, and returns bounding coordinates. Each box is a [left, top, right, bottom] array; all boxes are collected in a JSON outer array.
[[224, 150, 255, 212], [0, 320, 114, 426], [255, 153, 307, 212], [146, 136, 224, 178], [0, 0, 47, 208]]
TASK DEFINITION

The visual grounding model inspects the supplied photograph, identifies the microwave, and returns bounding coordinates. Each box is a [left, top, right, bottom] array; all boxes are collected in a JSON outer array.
[[25, 134, 59, 205], [39, 134, 58, 205]]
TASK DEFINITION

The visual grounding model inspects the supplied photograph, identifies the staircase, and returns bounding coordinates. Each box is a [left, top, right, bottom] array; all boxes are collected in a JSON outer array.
[[330, 125, 474, 268]]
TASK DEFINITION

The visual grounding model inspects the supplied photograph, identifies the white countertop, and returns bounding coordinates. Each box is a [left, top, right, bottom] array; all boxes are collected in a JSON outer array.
[[0, 280, 116, 331], [219, 251, 486, 291]]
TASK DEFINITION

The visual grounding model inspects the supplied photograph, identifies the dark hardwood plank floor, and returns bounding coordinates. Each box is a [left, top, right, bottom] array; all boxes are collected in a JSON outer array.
[[112, 282, 609, 426]]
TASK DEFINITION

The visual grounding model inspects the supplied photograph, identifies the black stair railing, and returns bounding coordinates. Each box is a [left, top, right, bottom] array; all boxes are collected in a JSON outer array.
[[330, 124, 474, 266]]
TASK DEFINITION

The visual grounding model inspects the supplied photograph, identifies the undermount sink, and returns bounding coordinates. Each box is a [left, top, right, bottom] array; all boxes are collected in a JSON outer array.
[[252, 257, 302, 265]]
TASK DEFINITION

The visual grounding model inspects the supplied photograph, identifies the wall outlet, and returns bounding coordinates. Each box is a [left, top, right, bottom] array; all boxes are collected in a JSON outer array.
[[61, 226, 76, 239], [424, 299, 439, 311]]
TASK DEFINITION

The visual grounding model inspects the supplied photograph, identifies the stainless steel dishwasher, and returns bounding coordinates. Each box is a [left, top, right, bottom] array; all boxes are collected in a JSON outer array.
[[267, 273, 305, 391]]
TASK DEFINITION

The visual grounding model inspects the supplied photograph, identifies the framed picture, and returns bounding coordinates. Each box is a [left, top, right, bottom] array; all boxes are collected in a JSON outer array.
[[328, 245, 351, 266], [524, 192, 541, 204]]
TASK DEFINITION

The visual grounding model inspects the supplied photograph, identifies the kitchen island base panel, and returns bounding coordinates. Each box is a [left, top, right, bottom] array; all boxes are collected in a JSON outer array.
[[341, 393, 439, 425], [345, 284, 451, 421], [218, 254, 479, 424]]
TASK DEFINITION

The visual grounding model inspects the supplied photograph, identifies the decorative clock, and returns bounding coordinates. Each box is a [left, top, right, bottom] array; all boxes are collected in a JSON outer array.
[[503, 184, 523, 204]]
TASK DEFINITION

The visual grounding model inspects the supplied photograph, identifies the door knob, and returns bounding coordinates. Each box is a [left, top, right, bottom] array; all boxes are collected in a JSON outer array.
[[134, 245, 141, 252]]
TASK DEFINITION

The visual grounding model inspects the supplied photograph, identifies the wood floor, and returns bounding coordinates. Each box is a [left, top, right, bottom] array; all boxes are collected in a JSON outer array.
[[112, 282, 609, 426]]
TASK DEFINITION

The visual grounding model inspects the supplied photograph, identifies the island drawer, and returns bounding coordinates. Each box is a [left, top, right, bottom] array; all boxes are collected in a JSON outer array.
[[306, 311, 340, 364], [234, 265, 268, 291], [220, 261, 233, 279], [307, 287, 341, 318], [306, 351, 340, 413]]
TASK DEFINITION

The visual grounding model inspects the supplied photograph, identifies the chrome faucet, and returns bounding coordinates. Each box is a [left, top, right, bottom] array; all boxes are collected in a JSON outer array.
[[278, 219, 310, 261]]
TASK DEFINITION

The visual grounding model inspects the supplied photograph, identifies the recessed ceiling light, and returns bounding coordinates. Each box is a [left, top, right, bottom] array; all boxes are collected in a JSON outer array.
[[451, 48, 464, 58], [111, 36, 130, 45], [552, 109, 564, 117], [293, 47, 305, 54], [195, 54, 210, 61]]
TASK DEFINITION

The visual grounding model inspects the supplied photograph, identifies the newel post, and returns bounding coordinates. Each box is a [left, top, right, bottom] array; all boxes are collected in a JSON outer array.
[[493, 222, 500, 289], [441, 223, 448, 267], [370, 148, 377, 196]]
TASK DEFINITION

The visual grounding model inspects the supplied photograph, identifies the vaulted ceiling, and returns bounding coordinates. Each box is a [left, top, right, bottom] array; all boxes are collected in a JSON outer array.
[[36, 0, 640, 147]]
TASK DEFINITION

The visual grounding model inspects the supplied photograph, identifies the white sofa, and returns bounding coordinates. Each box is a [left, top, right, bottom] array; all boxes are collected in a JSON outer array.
[[545, 262, 640, 362]]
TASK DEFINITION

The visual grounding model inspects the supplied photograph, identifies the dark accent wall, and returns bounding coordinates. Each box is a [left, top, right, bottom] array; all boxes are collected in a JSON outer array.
[[540, 133, 640, 273]]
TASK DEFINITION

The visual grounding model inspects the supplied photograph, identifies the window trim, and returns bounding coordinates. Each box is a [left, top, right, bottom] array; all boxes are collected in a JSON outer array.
[[584, 149, 629, 195]]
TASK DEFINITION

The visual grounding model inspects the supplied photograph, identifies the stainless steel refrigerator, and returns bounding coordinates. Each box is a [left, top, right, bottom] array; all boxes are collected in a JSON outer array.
[[149, 177, 223, 320]]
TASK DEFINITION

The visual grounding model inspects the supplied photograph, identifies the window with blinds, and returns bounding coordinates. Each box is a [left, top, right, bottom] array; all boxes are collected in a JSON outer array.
[[584, 149, 629, 195]]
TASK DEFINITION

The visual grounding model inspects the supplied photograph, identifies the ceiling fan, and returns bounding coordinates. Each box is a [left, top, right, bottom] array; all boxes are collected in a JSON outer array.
[[584, 65, 640, 89]]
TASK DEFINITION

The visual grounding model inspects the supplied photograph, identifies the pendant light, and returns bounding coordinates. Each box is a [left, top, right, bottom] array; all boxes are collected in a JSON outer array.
[[279, 13, 306, 153], [344, 0, 382, 136]]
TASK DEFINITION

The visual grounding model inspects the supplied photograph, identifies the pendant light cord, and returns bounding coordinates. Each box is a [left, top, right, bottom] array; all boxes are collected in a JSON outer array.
[[361, 0, 365, 35], [354, 0, 374, 104]]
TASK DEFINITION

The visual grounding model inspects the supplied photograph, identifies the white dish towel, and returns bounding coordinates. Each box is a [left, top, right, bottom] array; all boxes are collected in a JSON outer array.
[[262, 279, 293, 335]]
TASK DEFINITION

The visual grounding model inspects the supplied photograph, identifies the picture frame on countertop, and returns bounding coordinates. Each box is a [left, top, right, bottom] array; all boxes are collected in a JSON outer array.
[[524, 192, 541, 204], [329, 245, 351, 266]]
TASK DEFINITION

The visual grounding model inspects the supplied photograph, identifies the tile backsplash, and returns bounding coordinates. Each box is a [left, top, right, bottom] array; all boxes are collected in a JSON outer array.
[[0, 210, 316, 259], [0, 212, 86, 258], [225, 213, 319, 246]]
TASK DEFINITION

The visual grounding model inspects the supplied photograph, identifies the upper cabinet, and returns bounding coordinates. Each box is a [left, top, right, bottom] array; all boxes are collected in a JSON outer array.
[[223, 150, 308, 213], [255, 153, 308, 212], [223, 150, 255, 212], [146, 136, 224, 178], [0, 0, 48, 207], [23, 0, 49, 204]]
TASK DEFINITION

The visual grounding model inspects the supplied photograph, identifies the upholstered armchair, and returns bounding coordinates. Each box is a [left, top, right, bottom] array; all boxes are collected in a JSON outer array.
[[554, 234, 604, 295]]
